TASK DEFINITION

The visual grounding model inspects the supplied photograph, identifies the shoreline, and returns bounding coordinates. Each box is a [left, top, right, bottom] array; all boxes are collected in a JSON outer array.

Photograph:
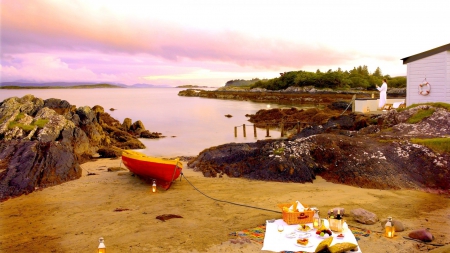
[[1, 158, 449, 252]]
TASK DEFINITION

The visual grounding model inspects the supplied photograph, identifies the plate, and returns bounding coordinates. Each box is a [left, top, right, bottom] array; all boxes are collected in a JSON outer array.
[[285, 232, 297, 239], [316, 234, 331, 239], [297, 232, 312, 239], [294, 242, 313, 248], [336, 234, 345, 239]]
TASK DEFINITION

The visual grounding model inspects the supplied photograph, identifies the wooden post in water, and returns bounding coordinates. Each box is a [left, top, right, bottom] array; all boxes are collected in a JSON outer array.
[[253, 125, 257, 137], [297, 122, 301, 134], [243, 124, 246, 137], [234, 126, 237, 137], [280, 122, 284, 137], [266, 124, 270, 137]]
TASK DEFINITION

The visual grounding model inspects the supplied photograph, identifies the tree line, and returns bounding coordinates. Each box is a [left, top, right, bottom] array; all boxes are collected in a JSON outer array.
[[227, 66, 406, 91]]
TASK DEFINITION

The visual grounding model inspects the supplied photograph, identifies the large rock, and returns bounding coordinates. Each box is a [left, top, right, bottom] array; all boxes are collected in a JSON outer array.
[[0, 95, 149, 201], [0, 140, 81, 201], [349, 208, 378, 225], [188, 105, 450, 192], [408, 228, 434, 242]]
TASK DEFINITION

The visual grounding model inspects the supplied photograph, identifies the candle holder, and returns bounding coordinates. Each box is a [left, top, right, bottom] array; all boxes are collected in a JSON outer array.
[[385, 217, 395, 238], [312, 209, 321, 229], [152, 179, 157, 193], [98, 237, 106, 253]]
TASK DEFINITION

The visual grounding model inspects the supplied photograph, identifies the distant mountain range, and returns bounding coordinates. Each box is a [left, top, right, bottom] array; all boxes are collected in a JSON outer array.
[[0, 82, 172, 88]]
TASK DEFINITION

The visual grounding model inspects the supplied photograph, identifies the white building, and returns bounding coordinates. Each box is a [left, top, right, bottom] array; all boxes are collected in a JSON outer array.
[[401, 43, 450, 106]]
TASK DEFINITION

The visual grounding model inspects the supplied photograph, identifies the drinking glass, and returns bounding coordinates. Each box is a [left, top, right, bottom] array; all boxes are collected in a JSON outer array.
[[277, 225, 284, 234]]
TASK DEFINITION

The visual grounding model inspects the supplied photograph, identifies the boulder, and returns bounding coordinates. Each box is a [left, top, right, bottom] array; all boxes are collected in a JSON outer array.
[[0, 140, 81, 201], [122, 118, 132, 131], [408, 228, 434, 242], [381, 219, 405, 232], [140, 130, 162, 139], [0, 95, 149, 201], [97, 146, 123, 158], [131, 120, 145, 131], [349, 208, 378, 225]]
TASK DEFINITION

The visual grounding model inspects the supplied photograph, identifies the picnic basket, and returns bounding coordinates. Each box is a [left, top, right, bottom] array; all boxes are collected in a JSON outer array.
[[277, 203, 315, 225]]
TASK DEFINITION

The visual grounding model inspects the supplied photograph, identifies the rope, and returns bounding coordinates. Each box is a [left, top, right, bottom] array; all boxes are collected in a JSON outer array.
[[180, 173, 281, 214]]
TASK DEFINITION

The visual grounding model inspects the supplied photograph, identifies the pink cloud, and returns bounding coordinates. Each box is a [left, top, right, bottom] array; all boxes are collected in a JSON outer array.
[[0, 0, 376, 71]]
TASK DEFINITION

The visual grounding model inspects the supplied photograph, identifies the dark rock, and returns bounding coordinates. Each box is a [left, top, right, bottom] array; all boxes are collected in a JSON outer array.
[[97, 147, 123, 158], [0, 140, 81, 201], [0, 94, 151, 201], [122, 118, 132, 131], [140, 130, 162, 139], [131, 120, 145, 131], [408, 228, 434, 242]]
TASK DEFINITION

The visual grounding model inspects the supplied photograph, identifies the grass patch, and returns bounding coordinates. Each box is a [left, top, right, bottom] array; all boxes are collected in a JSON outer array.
[[399, 102, 450, 112], [411, 137, 450, 154], [273, 147, 285, 155], [407, 108, 435, 124], [33, 119, 49, 128], [8, 118, 49, 132]]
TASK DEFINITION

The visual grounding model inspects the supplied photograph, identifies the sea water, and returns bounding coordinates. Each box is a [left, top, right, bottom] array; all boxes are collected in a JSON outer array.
[[0, 88, 286, 157]]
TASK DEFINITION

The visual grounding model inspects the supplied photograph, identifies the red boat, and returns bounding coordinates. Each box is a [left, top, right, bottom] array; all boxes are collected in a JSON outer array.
[[121, 150, 183, 190]]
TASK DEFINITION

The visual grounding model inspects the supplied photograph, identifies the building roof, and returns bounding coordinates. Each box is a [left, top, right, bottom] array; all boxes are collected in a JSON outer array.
[[401, 43, 450, 64]]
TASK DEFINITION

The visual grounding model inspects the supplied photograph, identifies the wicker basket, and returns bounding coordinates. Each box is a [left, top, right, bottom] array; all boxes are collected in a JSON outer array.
[[277, 203, 315, 225]]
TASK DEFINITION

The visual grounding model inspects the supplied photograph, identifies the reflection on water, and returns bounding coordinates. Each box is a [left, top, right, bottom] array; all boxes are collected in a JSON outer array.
[[0, 88, 299, 157]]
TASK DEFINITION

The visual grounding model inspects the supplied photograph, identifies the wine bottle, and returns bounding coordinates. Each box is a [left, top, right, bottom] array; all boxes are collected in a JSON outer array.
[[336, 209, 342, 220]]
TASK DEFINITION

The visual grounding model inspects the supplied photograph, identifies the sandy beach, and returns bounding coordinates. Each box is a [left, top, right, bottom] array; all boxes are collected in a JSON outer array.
[[1, 158, 449, 253]]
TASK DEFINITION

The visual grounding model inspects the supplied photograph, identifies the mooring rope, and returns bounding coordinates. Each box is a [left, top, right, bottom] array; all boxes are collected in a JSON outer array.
[[180, 172, 281, 214]]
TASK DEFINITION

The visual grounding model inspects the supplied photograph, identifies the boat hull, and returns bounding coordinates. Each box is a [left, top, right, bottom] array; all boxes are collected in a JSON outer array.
[[121, 150, 183, 190]]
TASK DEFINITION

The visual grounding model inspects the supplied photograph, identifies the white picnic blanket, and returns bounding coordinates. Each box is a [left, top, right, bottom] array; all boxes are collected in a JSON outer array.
[[261, 219, 362, 252]]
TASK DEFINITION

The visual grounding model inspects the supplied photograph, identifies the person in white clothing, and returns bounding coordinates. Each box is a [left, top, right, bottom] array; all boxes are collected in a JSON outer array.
[[376, 79, 388, 109]]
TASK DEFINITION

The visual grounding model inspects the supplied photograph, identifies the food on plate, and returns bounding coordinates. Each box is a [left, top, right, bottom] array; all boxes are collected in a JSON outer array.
[[316, 229, 332, 236], [297, 238, 309, 246], [337, 233, 345, 238], [299, 224, 311, 231]]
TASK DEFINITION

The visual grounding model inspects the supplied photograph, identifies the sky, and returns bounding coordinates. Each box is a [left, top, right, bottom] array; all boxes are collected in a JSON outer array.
[[1, 0, 449, 87]]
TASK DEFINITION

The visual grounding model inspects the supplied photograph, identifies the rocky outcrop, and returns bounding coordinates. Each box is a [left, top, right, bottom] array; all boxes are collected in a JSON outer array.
[[178, 87, 406, 106], [0, 95, 157, 201], [188, 105, 450, 192]]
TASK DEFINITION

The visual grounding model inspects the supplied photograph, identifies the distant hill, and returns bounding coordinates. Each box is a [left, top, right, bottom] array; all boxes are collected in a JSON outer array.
[[0, 82, 171, 89], [176, 85, 209, 88], [128, 83, 171, 88]]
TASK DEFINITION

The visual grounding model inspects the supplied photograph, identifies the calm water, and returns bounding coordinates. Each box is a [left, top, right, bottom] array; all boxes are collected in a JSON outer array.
[[0, 88, 286, 157]]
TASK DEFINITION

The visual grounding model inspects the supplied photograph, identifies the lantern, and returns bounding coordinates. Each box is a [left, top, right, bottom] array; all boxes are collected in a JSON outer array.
[[384, 217, 395, 238], [98, 237, 106, 253], [312, 209, 321, 229], [152, 180, 157, 193]]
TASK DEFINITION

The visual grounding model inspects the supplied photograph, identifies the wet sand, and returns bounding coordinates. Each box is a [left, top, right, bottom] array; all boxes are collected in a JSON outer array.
[[1, 158, 449, 252]]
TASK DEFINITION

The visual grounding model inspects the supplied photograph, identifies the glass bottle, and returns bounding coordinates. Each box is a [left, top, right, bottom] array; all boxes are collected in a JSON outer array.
[[313, 209, 321, 229], [152, 180, 157, 193], [98, 237, 106, 253], [385, 217, 395, 238]]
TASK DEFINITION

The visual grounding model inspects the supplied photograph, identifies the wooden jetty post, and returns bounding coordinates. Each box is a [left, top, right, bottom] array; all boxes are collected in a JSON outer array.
[[280, 122, 284, 137], [253, 125, 257, 137], [265, 124, 270, 137], [243, 124, 246, 137], [234, 126, 237, 137]]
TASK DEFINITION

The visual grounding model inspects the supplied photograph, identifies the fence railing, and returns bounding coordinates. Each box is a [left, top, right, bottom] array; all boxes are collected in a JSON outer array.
[[234, 121, 311, 138]]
